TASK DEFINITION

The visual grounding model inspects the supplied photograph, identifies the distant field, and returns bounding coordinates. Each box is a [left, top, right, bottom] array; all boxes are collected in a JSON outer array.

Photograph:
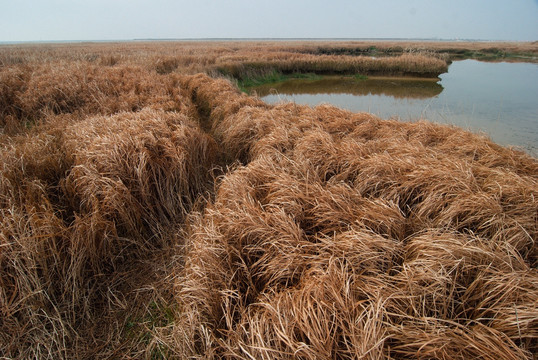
[[1, 41, 537, 359]]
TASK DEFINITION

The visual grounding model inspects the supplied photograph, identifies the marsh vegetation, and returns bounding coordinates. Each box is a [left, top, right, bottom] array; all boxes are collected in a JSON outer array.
[[0, 41, 537, 359]]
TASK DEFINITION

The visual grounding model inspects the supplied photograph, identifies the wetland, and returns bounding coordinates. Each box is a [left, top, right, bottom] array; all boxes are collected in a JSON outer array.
[[256, 60, 538, 154]]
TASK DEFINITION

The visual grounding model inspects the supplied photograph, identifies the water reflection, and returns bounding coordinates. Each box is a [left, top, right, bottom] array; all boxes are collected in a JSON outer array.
[[253, 76, 444, 99]]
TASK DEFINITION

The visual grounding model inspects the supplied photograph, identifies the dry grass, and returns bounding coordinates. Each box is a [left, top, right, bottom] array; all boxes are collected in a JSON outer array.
[[215, 52, 448, 79], [0, 62, 194, 135], [0, 68, 219, 357], [168, 76, 537, 359], [0, 44, 537, 359], [1, 40, 536, 69]]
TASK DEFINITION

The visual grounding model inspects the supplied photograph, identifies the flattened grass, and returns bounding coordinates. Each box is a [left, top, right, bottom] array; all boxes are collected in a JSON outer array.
[[0, 52, 536, 359], [170, 75, 537, 359], [0, 65, 219, 358]]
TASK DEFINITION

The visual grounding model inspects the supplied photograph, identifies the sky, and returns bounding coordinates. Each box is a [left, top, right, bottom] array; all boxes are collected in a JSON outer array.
[[1, 0, 537, 42]]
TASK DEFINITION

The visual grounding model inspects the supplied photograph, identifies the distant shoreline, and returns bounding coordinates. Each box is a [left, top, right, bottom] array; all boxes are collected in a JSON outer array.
[[0, 38, 533, 45]]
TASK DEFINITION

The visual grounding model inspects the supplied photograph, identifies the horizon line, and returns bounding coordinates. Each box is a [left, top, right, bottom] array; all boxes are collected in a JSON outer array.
[[1, 37, 534, 45]]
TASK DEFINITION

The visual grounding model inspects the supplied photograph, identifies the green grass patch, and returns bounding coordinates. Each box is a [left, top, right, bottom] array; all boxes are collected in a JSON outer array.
[[123, 300, 175, 358], [237, 70, 322, 92], [353, 73, 369, 80]]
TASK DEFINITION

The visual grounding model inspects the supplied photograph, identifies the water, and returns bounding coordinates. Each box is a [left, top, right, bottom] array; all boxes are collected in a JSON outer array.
[[256, 60, 538, 155]]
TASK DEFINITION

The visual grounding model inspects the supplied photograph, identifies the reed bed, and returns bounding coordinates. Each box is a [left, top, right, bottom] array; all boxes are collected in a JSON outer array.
[[0, 64, 219, 358], [170, 75, 537, 359], [0, 45, 537, 359], [1, 40, 535, 69], [215, 53, 449, 79], [0, 62, 194, 135]]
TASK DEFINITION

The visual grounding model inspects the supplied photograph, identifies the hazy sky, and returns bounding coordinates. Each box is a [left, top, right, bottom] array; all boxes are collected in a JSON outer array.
[[1, 0, 537, 42]]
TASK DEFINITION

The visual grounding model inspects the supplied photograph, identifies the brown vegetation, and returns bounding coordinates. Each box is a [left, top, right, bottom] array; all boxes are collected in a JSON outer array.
[[1, 40, 536, 69], [0, 43, 537, 359], [168, 77, 537, 359], [215, 52, 448, 79], [0, 63, 218, 357]]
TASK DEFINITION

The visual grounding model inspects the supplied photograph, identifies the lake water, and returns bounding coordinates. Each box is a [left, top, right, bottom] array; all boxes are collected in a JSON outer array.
[[255, 60, 538, 155]]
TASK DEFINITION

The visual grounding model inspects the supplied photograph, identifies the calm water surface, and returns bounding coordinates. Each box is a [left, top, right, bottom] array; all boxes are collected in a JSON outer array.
[[257, 60, 538, 155]]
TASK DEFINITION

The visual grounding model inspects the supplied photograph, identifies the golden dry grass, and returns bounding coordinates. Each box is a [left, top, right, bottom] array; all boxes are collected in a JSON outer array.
[[166, 75, 537, 359], [1, 40, 536, 68], [215, 52, 448, 79], [0, 43, 537, 359], [0, 64, 219, 357]]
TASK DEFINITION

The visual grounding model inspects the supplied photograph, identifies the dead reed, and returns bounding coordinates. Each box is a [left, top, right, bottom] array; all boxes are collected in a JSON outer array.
[[0, 71, 219, 358], [0, 62, 193, 135], [215, 53, 449, 80], [0, 44, 537, 359], [1, 40, 535, 69], [170, 75, 537, 359]]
